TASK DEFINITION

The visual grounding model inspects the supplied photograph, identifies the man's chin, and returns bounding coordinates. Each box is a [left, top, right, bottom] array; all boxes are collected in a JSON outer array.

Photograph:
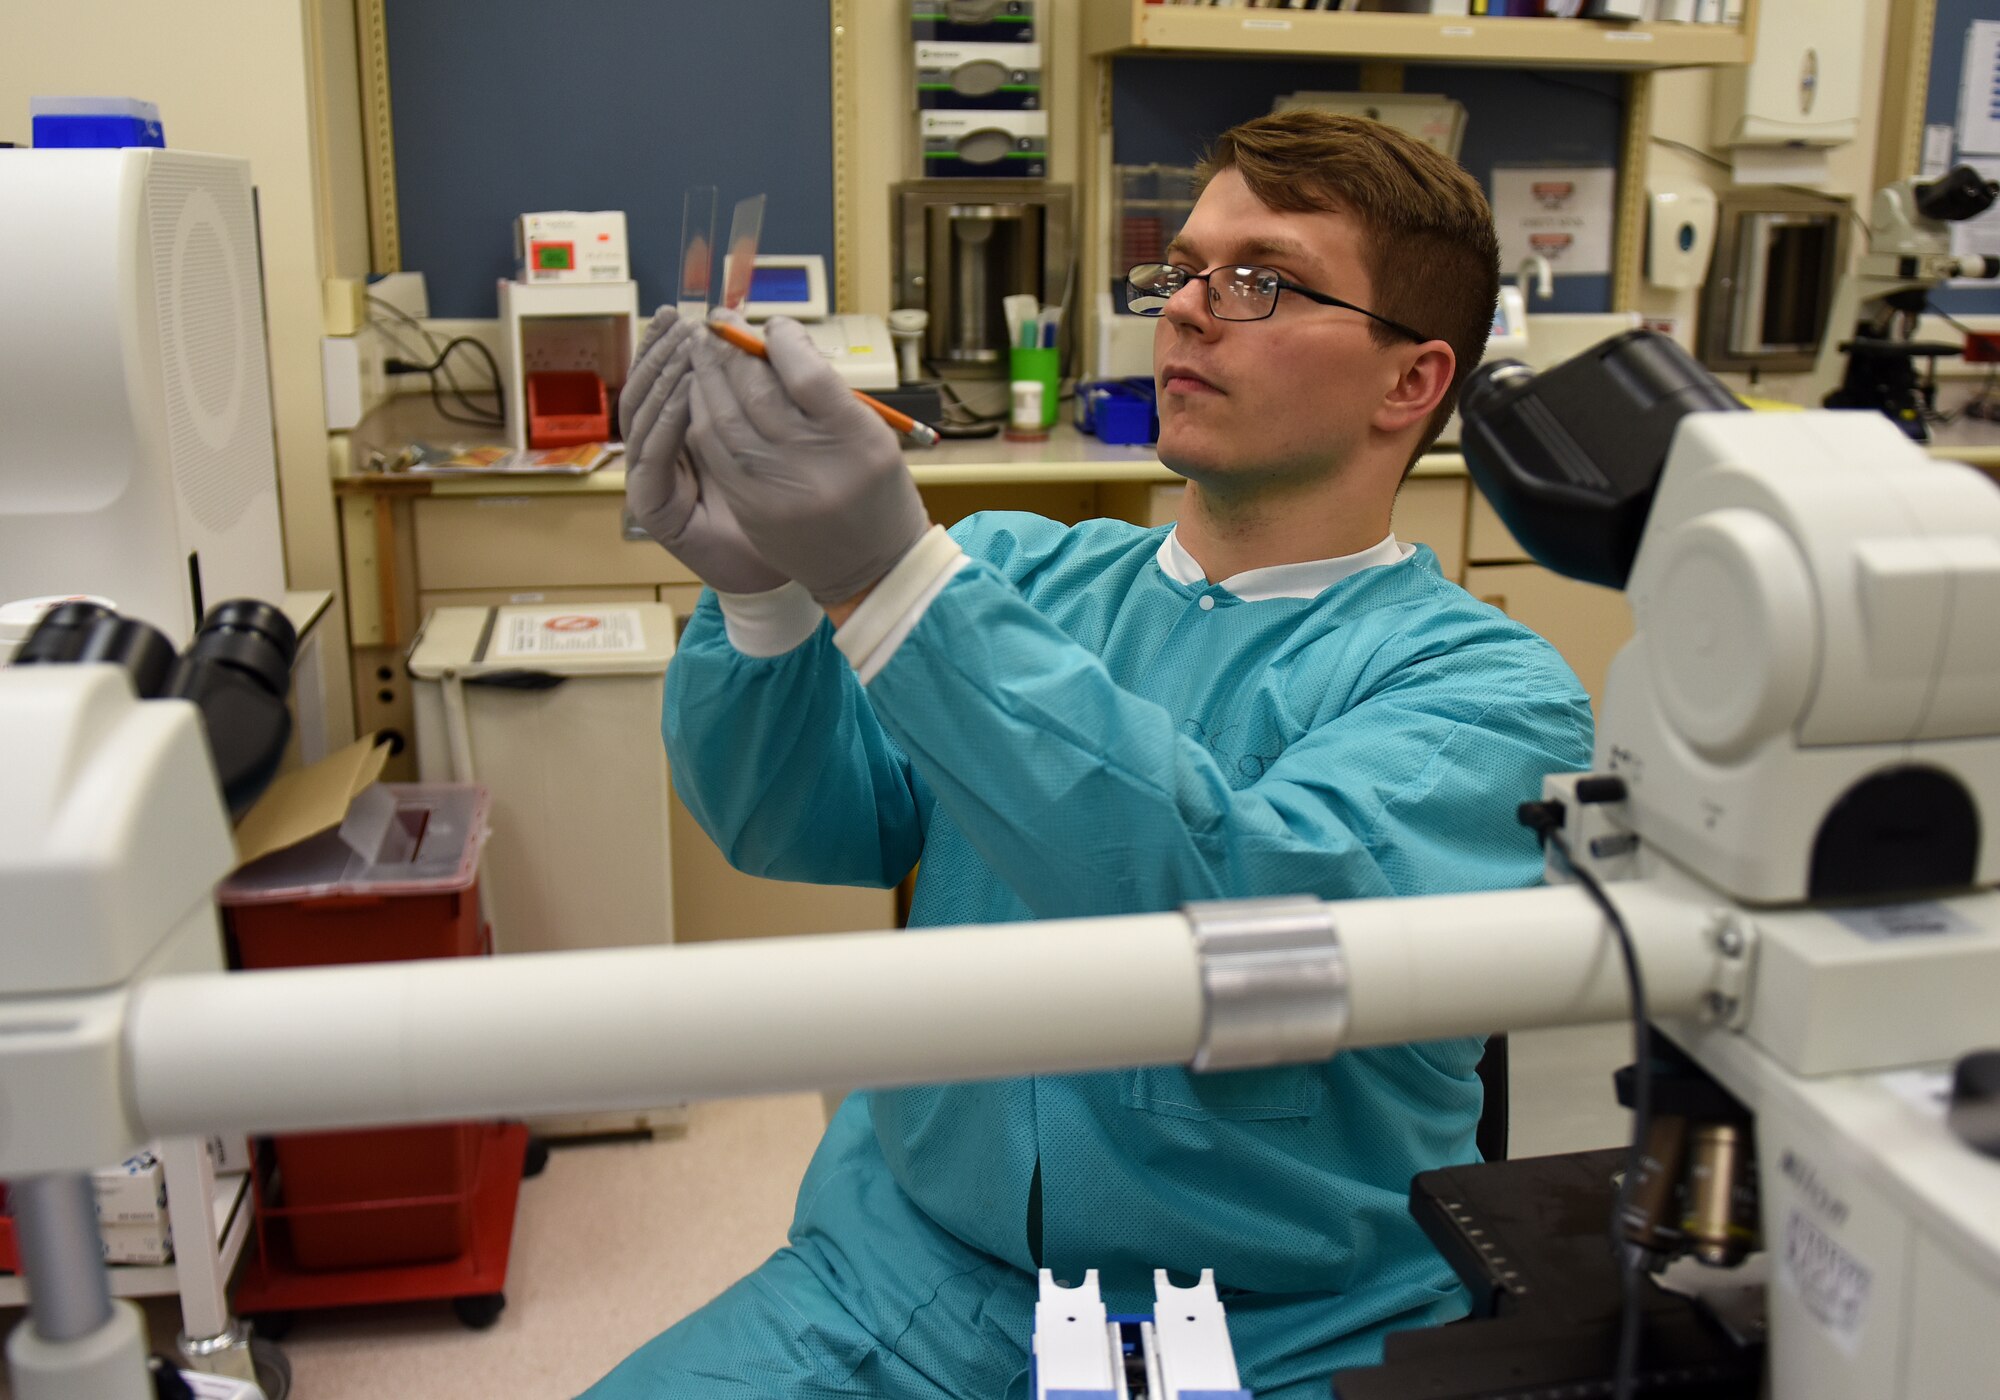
[[1156, 429, 1235, 484]]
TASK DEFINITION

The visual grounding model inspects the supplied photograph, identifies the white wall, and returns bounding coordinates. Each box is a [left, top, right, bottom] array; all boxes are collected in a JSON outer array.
[[2, 1, 357, 746]]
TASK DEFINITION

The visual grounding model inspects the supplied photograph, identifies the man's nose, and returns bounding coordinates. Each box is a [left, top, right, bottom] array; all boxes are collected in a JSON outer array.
[[1161, 276, 1215, 331]]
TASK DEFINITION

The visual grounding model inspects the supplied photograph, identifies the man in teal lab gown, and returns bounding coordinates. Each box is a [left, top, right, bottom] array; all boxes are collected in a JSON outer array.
[[586, 112, 1593, 1399]]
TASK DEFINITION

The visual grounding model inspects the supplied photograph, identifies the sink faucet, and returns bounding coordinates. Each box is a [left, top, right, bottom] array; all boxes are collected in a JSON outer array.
[[1516, 254, 1554, 303]]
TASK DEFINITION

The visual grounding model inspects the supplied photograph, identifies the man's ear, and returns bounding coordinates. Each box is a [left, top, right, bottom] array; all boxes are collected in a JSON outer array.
[[1373, 340, 1456, 435]]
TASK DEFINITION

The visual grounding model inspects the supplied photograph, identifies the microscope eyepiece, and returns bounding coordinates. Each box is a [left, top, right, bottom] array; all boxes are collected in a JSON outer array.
[[14, 602, 177, 696], [170, 599, 298, 701], [1914, 164, 2000, 224]]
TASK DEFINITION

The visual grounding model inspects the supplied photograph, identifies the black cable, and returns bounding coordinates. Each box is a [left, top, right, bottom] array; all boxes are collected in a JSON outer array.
[[1521, 802, 1653, 1400], [367, 295, 506, 426], [1928, 299, 1981, 338], [938, 379, 1011, 425], [1649, 135, 1731, 173], [385, 335, 506, 428]]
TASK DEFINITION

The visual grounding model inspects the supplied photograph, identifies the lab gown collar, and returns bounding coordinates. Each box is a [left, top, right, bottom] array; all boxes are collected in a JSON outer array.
[[1157, 527, 1414, 601]]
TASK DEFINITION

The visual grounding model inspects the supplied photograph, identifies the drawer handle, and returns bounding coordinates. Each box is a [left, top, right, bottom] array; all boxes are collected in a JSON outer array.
[[464, 670, 567, 691]]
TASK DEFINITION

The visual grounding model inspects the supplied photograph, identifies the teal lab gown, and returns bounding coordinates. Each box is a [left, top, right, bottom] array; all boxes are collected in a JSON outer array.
[[583, 513, 1593, 1400]]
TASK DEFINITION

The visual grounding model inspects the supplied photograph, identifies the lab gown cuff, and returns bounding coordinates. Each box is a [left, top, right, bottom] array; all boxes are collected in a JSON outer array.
[[833, 525, 970, 684], [715, 580, 823, 657]]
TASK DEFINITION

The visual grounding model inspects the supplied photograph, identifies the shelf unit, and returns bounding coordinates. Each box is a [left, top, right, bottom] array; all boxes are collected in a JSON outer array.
[[1082, 2, 1755, 70], [1074, 0, 1762, 355], [0, 1162, 251, 1308]]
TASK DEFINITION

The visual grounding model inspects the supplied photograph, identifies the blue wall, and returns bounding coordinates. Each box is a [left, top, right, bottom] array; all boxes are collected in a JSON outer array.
[[1110, 57, 1624, 314], [384, 1, 836, 318], [1925, 0, 2000, 314]]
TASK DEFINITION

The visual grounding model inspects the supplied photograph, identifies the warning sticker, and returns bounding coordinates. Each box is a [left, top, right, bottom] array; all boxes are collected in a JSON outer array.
[[1780, 1210, 1872, 1354], [494, 608, 645, 657]]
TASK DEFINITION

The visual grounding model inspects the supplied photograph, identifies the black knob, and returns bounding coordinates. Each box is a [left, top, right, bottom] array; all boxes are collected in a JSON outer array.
[[1947, 1050, 2000, 1160]]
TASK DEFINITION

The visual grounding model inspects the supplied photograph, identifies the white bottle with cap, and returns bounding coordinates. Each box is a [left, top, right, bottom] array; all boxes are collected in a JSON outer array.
[[888, 308, 929, 385]]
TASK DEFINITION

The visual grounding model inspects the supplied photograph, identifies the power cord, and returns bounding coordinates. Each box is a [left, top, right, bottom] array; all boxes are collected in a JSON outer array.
[[366, 294, 506, 428], [1518, 789, 1653, 1400], [384, 336, 506, 428]]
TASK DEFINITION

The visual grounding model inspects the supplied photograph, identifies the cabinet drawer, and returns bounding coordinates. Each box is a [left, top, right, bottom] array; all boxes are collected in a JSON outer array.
[[1463, 562, 1632, 708], [1467, 491, 1530, 565], [1392, 476, 1467, 581], [413, 495, 699, 591]]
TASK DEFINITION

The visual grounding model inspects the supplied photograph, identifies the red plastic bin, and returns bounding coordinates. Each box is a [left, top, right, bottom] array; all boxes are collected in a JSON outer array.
[[259, 1123, 479, 1271], [526, 369, 610, 448], [218, 784, 490, 1273]]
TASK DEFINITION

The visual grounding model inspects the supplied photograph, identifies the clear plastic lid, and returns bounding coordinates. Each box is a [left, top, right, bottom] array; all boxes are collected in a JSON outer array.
[[218, 783, 489, 905], [30, 96, 162, 121]]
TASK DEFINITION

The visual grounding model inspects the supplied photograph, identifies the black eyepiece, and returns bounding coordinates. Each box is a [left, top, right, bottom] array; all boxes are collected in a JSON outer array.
[[13, 601, 119, 665], [15, 602, 177, 695]]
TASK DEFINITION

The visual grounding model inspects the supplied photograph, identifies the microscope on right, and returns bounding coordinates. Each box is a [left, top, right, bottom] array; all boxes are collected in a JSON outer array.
[[1807, 164, 2000, 441]]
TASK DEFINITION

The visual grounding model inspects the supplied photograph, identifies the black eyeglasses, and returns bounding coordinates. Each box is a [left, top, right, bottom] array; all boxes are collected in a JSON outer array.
[[1125, 262, 1428, 343]]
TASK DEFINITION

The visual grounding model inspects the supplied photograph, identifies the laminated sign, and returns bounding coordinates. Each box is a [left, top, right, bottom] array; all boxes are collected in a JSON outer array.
[[1492, 166, 1615, 277]]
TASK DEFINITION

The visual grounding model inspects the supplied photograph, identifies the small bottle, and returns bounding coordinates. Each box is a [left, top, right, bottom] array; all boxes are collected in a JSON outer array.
[[1007, 380, 1047, 440]]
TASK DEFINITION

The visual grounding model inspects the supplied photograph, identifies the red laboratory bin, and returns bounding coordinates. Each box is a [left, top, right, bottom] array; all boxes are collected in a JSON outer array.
[[526, 369, 610, 447], [218, 785, 527, 1319]]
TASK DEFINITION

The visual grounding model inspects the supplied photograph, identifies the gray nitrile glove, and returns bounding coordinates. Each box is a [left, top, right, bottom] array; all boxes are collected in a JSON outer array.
[[687, 312, 931, 606], [619, 307, 788, 595]]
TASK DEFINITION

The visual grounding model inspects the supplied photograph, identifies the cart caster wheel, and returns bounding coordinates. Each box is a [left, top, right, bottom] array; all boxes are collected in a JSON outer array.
[[247, 1311, 295, 1343], [250, 1336, 293, 1400], [453, 1291, 507, 1329], [523, 1135, 551, 1179]]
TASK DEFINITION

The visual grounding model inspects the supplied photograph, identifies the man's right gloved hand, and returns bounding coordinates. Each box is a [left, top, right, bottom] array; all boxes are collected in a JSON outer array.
[[619, 307, 788, 596]]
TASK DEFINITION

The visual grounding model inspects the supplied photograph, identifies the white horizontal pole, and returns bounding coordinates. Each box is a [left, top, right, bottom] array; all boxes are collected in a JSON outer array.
[[1335, 881, 1716, 1046], [124, 880, 1719, 1141], [127, 915, 1204, 1137]]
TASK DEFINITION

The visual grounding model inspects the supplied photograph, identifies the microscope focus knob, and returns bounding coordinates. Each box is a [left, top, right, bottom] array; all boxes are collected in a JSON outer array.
[[1947, 1050, 2000, 1160]]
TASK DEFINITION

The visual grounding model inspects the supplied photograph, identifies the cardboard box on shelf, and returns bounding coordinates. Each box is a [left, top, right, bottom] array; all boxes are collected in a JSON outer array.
[[206, 1134, 252, 1175], [92, 1148, 168, 1225], [100, 1219, 173, 1267]]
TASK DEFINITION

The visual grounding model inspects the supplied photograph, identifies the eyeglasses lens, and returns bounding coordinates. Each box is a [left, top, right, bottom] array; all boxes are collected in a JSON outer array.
[[1125, 264, 1174, 316]]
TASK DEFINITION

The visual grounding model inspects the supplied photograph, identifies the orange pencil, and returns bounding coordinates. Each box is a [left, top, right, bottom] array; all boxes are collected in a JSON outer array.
[[706, 320, 940, 447]]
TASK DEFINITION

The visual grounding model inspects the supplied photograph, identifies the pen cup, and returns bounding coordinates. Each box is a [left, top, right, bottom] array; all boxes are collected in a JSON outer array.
[[1007, 346, 1061, 436]]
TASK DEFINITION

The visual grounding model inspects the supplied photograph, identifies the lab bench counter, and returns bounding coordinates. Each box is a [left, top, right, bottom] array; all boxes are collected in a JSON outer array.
[[330, 390, 2000, 812]]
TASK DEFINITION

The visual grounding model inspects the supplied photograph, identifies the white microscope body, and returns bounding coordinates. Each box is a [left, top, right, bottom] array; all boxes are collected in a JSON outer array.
[[3, 341, 2000, 1398], [1537, 402, 2000, 1399]]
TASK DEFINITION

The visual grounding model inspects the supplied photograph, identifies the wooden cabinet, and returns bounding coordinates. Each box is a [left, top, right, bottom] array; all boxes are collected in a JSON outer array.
[[1462, 491, 1633, 710], [1463, 562, 1632, 709], [335, 424, 1644, 947]]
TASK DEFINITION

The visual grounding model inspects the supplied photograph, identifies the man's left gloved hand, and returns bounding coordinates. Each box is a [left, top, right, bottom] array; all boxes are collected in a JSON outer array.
[[619, 308, 789, 595], [687, 312, 931, 608]]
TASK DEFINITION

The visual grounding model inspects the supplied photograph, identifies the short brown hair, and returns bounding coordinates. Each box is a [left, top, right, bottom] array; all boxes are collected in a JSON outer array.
[[1196, 110, 1500, 466]]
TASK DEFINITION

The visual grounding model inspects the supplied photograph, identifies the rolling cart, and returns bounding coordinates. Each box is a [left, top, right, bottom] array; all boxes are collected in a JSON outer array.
[[215, 782, 540, 1338]]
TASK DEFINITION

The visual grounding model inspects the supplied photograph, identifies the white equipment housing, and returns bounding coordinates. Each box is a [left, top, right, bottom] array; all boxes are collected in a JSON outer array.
[[0, 149, 286, 646], [1710, 0, 1862, 150], [1592, 410, 2000, 904]]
